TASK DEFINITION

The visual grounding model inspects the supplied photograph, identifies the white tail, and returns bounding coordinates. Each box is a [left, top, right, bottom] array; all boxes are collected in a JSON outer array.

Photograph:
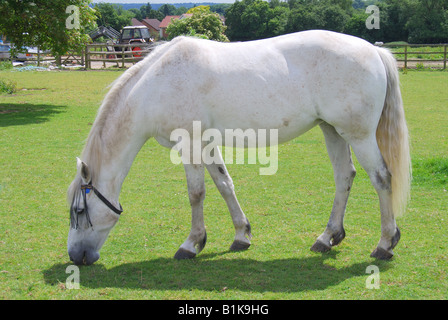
[[375, 47, 412, 217]]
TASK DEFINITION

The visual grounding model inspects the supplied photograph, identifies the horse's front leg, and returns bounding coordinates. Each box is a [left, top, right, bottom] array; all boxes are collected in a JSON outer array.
[[174, 163, 207, 259]]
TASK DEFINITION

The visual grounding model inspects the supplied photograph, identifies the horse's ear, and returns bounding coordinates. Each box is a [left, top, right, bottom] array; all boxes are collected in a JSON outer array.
[[76, 157, 91, 184]]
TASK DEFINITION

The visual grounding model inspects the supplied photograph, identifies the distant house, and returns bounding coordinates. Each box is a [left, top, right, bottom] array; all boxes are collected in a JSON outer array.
[[159, 15, 180, 39], [180, 14, 193, 20], [142, 19, 161, 37], [159, 14, 196, 39], [131, 18, 161, 39]]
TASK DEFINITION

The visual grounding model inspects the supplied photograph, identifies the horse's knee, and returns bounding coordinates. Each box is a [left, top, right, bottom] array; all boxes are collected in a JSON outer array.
[[374, 167, 391, 192], [189, 188, 205, 206]]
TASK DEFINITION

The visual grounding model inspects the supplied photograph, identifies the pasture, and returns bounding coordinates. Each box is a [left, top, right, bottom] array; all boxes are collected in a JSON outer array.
[[0, 69, 447, 300]]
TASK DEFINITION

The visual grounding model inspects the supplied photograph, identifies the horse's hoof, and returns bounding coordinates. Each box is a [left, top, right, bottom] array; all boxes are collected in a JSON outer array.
[[230, 240, 250, 251], [174, 248, 196, 260], [310, 240, 331, 253], [370, 247, 393, 260]]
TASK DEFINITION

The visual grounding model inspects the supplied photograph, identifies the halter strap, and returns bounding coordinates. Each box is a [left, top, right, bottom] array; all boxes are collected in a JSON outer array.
[[81, 182, 123, 215]]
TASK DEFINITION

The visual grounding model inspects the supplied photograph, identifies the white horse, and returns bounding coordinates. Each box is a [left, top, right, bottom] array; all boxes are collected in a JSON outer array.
[[67, 30, 411, 265]]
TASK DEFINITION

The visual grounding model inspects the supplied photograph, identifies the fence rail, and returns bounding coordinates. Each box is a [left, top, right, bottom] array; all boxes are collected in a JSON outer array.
[[0, 52, 55, 66], [84, 42, 155, 69], [382, 43, 448, 69]]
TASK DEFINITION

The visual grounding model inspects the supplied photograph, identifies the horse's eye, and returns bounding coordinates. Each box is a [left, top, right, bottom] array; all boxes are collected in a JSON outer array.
[[76, 208, 85, 215]]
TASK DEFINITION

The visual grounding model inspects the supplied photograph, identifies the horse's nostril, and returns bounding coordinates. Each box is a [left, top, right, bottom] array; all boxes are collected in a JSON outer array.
[[84, 250, 100, 265], [68, 247, 98, 265]]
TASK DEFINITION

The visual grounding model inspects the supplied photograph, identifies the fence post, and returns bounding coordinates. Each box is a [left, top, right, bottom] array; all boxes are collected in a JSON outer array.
[[404, 45, 408, 69], [122, 45, 125, 68], [84, 45, 89, 69], [102, 45, 106, 68], [444, 44, 447, 70], [37, 46, 41, 67]]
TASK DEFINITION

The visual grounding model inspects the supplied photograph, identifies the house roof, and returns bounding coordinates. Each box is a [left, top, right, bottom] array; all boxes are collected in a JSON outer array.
[[142, 18, 161, 31], [159, 16, 180, 29], [180, 14, 193, 19], [131, 18, 145, 26]]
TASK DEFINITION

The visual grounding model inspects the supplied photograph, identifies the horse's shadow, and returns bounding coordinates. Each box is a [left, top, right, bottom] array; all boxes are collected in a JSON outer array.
[[43, 250, 391, 293]]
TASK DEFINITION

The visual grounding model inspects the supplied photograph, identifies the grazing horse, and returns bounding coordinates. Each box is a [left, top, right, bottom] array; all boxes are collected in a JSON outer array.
[[67, 30, 411, 265]]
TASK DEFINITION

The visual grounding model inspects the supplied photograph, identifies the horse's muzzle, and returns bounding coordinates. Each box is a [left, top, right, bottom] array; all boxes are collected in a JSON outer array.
[[69, 247, 100, 265]]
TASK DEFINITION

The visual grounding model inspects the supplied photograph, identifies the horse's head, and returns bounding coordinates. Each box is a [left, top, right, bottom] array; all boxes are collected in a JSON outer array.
[[67, 158, 122, 265]]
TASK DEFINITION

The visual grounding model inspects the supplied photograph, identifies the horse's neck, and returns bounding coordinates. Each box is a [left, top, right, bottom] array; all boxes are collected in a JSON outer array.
[[83, 104, 147, 202], [82, 48, 164, 200]]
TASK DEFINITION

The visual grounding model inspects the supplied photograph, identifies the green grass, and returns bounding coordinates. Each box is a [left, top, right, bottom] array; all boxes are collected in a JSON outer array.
[[0, 69, 447, 300]]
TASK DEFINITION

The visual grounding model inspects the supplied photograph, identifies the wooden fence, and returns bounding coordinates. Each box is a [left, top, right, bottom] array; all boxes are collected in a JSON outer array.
[[3, 42, 447, 70], [382, 43, 448, 69], [84, 42, 155, 69], [0, 49, 84, 67], [0, 50, 55, 66], [82, 42, 448, 70]]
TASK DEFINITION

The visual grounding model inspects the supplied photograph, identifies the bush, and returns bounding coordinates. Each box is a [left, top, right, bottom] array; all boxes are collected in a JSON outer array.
[[0, 79, 18, 94], [0, 61, 13, 71], [166, 10, 229, 42]]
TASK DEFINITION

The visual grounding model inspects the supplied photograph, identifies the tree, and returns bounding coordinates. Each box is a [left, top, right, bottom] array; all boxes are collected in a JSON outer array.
[[166, 10, 228, 42], [285, 0, 350, 33], [158, 4, 177, 17], [375, 0, 411, 43], [285, 5, 323, 32], [0, 0, 96, 56], [210, 3, 232, 15], [94, 3, 133, 31], [224, 0, 448, 44], [225, 0, 250, 41], [139, 2, 164, 21], [187, 5, 211, 14], [405, 0, 448, 43], [140, 2, 152, 19], [128, 8, 142, 21], [225, 0, 288, 41], [344, 10, 382, 43]]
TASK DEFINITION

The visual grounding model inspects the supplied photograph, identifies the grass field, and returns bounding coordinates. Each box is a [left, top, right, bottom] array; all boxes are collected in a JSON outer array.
[[0, 69, 447, 300]]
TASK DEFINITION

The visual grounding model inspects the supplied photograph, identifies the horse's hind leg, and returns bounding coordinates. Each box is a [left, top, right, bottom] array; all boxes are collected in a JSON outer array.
[[350, 136, 400, 260], [174, 163, 207, 259], [205, 148, 252, 251], [311, 123, 356, 253]]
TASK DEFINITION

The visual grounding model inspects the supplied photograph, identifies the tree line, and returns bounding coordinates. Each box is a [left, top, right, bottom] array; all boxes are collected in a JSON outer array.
[[225, 0, 448, 44], [1, 0, 446, 58]]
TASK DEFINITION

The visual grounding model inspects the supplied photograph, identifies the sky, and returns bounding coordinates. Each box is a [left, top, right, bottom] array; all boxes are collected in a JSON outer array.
[[93, 0, 238, 4]]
